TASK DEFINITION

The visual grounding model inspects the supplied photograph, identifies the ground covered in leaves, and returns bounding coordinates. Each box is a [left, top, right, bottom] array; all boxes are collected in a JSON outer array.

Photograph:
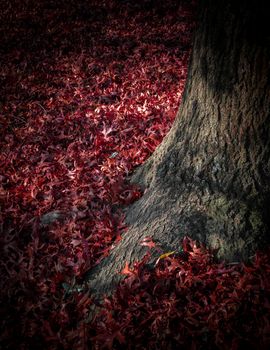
[[0, 0, 269, 349]]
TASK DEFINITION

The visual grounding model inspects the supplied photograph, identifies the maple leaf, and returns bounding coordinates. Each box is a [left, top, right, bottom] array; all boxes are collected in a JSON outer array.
[[140, 236, 156, 249], [100, 122, 114, 140], [120, 262, 135, 276]]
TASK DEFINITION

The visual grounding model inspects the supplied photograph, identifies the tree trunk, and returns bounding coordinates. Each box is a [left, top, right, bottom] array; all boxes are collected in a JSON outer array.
[[85, 0, 270, 300]]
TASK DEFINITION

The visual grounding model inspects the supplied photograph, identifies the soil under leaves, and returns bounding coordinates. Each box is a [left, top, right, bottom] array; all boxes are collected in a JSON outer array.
[[0, 0, 269, 349]]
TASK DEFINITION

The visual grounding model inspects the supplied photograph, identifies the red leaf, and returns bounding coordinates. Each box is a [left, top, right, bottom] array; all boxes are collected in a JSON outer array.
[[120, 262, 135, 276], [140, 236, 156, 249]]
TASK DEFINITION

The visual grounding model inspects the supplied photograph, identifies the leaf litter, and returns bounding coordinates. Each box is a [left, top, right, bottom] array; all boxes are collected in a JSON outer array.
[[1, 0, 269, 349]]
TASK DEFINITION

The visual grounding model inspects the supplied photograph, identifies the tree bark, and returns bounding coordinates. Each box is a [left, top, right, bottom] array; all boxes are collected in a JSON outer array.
[[85, 0, 270, 301]]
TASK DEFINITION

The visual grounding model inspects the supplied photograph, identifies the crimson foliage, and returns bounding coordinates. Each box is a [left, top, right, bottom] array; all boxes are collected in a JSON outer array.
[[0, 0, 194, 348], [1, 1, 269, 349], [90, 238, 270, 349]]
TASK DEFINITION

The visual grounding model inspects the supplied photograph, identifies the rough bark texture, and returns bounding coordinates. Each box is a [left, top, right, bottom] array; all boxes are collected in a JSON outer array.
[[84, 0, 270, 301]]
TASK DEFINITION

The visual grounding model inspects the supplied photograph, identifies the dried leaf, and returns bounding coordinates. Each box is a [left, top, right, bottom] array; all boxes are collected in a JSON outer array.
[[140, 236, 156, 249], [120, 262, 135, 276]]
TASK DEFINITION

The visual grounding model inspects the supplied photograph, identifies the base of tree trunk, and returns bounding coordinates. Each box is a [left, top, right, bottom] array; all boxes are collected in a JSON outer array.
[[84, 151, 268, 302]]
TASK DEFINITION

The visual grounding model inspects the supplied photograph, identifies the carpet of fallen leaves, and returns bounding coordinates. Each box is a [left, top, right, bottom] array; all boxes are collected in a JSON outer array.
[[0, 0, 269, 349], [90, 238, 270, 350]]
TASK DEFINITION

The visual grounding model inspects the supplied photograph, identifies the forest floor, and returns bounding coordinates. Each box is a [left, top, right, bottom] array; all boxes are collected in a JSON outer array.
[[0, 1, 269, 349]]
